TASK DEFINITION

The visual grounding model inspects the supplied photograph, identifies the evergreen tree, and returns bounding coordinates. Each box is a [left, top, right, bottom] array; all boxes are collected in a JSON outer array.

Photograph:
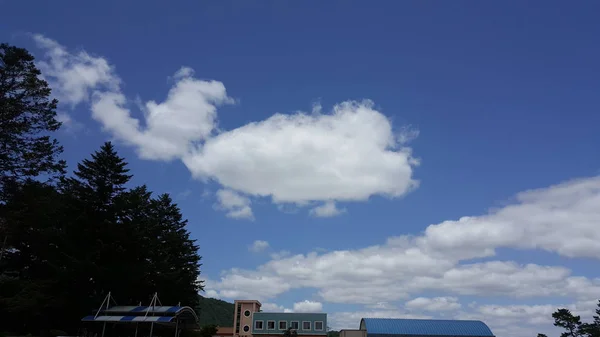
[[198, 324, 218, 337], [580, 301, 600, 337], [0, 43, 66, 188], [0, 180, 66, 334], [67, 141, 132, 207], [553, 308, 583, 337], [58, 142, 135, 314], [146, 193, 203, 306], [1, 141, 203, 335]]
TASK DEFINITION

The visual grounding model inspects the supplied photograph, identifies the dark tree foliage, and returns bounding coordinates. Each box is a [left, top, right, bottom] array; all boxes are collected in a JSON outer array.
[[543, 301, 600, 337], [554, 309, 583, 337], [580, 301, 600, 337], [0, 142, 203, 335], [0, 43, 66, 187], [283, 327, 299, 337], [198, 324, 218, 337], [328, 330, 340, 337], [0, 180, 66, 332]]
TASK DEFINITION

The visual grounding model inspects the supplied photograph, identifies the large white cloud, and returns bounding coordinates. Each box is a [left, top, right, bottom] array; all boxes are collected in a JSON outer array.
[[182, 100, 419, 204], [418, 176, 600, 260], [33, 35, 419, 218], [204, 175, 600, 332]]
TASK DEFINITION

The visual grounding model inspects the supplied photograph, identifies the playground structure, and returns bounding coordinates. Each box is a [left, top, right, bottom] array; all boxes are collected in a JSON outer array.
[[81, 292, 199, 337]]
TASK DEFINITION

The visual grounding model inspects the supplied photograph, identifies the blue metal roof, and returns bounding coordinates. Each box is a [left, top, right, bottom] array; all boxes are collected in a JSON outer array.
[[360, 318, 494, 337]]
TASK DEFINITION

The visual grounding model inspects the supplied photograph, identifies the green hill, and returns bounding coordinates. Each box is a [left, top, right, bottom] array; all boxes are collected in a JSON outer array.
[[196, 296, 235, 327]]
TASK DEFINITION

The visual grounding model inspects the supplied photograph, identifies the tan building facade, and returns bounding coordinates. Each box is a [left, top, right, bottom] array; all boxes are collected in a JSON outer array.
[[213, 299, 327, 337], [232, 300, 262, 337]]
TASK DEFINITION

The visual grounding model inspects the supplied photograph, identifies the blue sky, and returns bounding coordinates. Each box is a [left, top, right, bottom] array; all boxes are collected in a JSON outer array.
[[2, 1, 600, 336]]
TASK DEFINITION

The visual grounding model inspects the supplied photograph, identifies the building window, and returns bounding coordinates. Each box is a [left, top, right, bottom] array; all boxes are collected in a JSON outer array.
[[243, 325, 250, 332], [279, 321, 287, 330], [315, 321, 324, 331], [290, 321, 299, 330], [255, 321, 264, 330], [267, 321, 276, 330], [302, 321, 311, 330], [244, 310, 251, 317]]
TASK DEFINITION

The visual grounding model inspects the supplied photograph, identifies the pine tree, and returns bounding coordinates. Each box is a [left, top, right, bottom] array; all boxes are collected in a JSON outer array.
[[553, 308, 583, 337], [57, 141, 135, 324], [69, 141, 132, 206], [0, 180, 66, 334], [580, 301, 600, 337], [1, 141, 203, 334], [146, 193, 203, 306], [0, 43, 66, 188]]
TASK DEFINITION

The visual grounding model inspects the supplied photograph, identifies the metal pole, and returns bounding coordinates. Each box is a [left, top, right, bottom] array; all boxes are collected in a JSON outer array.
[[101, 323, 106, 337], [175, 319, 179, 337], [95, 292, 111, 319], [134, 323, 139, 337], [149, 323, 155, 337]]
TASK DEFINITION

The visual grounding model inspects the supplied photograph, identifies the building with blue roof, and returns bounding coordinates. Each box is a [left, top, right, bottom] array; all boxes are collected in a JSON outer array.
[[349, 318, 494, 337]]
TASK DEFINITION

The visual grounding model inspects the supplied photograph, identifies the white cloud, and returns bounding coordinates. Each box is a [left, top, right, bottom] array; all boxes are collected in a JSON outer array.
[[176, 189, 192, 200], [34, 35, 420, 218], [405, 297, 461, 311], [418, 176, 600, 260], [249, 240, 270, 253], [89, 74, 232, 161], [34, 36, 232, 162], [293, 300, 323, 313], [270, 250, 291, 260], [207, 176, 600, 308], [261, 303, 293, 313], [33, 34, 119, 107], [329, 310, 431, 330], [203, 289, 219, 299], [56, 111, 85, 133], [183, 100, 420, 205], [455, 300, 600, 337], [258, 301, 322, 314], [206, 270, 291, 301], [310, 201, 346, 218], [215, 189, 254, 220]]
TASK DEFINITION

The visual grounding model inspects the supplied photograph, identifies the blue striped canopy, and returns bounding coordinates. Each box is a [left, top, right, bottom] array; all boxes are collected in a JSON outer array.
[[360, 318, 494, 337], [82, 315, 175, 323], [82, 305, 199, 326]]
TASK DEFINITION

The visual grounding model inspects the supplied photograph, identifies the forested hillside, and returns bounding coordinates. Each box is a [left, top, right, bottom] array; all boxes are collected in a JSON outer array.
[[196, 296, 235, 327]]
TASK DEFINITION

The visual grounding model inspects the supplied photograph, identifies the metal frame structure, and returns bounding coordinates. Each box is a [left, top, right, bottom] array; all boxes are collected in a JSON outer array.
[[82, 292, 199, 337]]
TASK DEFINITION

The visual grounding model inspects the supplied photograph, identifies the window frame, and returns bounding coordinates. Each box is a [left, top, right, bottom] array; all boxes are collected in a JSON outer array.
[[279, 321, 288, 330], [290, 321, 299, 330], [243, 325, 250, 333], [244, 310, 251, 317], [267, 320, 276, 330], [314, 321, 324, 331], [255, 320, 264, 330], [302, 321, 311, 330]]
